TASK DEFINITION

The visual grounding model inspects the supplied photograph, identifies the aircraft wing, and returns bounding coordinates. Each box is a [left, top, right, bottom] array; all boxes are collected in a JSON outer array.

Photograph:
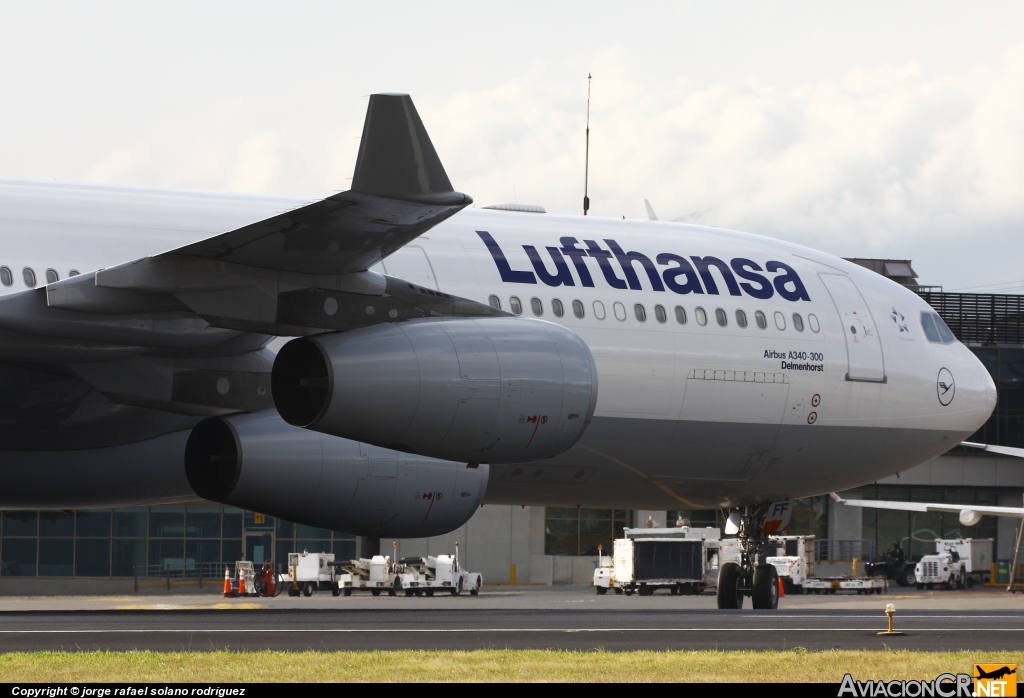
[[41, 93, 498, 337], [830, 493, 1024, 522], [962, 441, 1024, 459], [0, 94, 503, 425]]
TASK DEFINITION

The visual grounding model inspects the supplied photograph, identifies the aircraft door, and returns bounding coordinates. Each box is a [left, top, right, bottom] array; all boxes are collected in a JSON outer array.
[[380, 245, 438, 290], [819, 274, 886, 383]]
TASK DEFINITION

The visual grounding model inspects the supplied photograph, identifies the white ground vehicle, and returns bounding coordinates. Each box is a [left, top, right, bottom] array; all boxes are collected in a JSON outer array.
[[765, 535, 815, 594], [283, 551, 338, 597], [397, 552, 482, 596], [803, 576, 887, 594], [594, 527, 722, 596], [326, 556, 397, 596], [915, 538, 993, 589], [330, 544, 482, 597]]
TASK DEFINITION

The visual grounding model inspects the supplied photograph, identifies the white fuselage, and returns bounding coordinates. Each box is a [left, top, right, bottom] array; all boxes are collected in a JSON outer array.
[[0, 179, 997, 509]]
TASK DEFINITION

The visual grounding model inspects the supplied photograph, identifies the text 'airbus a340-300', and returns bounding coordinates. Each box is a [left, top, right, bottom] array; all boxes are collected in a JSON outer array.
[[0, 94, 996, 609]]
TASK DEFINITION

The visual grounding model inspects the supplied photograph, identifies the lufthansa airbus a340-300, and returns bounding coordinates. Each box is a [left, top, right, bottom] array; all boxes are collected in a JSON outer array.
[[0, 94, 997, 609]]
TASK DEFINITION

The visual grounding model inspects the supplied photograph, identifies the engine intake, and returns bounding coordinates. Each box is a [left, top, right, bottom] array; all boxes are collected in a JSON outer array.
[[185, 411, 489, 538], [272, 317, 598, 464]]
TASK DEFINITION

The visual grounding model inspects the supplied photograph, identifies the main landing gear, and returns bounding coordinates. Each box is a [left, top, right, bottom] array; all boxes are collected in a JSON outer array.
[[717, 504, 779, 610]]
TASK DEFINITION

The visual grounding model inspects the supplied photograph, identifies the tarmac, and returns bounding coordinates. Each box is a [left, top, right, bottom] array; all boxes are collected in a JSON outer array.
[[1, 585, 1024, 652]]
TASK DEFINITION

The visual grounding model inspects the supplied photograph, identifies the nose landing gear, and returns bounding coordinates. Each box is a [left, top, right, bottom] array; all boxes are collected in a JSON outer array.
[[716, 504, 779, 610]]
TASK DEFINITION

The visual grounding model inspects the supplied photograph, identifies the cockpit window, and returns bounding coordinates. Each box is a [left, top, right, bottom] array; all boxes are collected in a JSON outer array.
[[933, 313, 956, 344], [921, 311, 956, 344]]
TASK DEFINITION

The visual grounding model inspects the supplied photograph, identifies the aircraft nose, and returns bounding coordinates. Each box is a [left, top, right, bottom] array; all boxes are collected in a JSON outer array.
[[958, 347, 997, 433]]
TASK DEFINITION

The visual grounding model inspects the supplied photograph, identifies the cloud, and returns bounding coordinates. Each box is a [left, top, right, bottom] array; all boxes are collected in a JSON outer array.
[[79, 42, 1024, 287]]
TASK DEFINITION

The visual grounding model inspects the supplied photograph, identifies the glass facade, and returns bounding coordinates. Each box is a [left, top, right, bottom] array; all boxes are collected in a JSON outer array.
[[0, 506, 356, 577], [859, 485, 1002, 561], [544, 508, 632, 555]]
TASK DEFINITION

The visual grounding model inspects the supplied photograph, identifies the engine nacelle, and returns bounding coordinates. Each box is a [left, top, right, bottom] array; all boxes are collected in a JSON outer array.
[[184, 411, 489, 538], [271, 317, 598, 464]]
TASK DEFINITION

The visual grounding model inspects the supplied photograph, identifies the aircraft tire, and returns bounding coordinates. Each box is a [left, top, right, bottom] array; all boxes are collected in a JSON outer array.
[[716, 562, 743, 609], [751, 564, 779, 610]]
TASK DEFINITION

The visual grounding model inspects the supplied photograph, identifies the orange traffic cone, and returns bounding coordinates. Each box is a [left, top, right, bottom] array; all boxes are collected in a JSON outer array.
[[222, 567, 232, 597], [777, 577, 785, 598], [238, 570, 246, 596]]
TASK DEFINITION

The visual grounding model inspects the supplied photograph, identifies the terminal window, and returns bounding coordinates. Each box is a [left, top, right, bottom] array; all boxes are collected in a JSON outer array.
[[544, 508, 632, 556]]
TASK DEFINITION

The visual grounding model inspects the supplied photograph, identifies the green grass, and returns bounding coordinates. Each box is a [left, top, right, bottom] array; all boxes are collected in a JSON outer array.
[[0, 650, 1016, 682]]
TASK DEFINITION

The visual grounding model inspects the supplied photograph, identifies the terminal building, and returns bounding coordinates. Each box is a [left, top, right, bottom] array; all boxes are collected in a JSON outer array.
[[2, 259, 1022, 593]]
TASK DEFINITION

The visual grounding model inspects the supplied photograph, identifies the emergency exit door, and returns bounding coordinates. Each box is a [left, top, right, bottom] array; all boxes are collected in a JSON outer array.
[[819, 273, 886, 383]]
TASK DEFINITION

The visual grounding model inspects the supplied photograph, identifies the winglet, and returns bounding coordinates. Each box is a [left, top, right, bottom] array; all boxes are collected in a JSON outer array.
[[352, 93, 471, 207]]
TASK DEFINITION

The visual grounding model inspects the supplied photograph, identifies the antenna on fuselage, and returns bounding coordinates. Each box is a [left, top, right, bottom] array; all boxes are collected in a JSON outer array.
[[583, 73, 591, 216]]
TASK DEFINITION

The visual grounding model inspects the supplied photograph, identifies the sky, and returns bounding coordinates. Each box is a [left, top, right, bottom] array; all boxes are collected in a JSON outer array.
[[1, 1, 1022, 291]]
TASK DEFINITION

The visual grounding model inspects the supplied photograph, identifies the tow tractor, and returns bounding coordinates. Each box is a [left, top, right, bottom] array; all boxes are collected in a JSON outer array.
[[594, 526, 722, 596], [915, 538, 992, 589], [282, 551, 339, 597]]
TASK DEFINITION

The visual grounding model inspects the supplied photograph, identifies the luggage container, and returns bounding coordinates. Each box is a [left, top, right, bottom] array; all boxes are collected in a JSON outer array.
[[595, 527, 721, 596]]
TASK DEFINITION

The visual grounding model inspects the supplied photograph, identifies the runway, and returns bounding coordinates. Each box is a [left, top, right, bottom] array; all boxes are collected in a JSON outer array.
[[1, 587, 1023, 651]]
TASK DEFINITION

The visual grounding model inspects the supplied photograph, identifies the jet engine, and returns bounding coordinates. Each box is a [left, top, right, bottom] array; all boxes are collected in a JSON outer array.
[[271, 317, 598, 464], [185, 410, 489, 538]]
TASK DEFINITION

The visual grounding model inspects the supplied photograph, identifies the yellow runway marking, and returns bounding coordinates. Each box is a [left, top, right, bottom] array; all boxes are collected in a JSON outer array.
[[115, 603, 266, 610]]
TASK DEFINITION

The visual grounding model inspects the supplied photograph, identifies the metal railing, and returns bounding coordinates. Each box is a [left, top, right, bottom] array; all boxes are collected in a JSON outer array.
[[132, 561, 232, 592], [814, 539, 876, 562]]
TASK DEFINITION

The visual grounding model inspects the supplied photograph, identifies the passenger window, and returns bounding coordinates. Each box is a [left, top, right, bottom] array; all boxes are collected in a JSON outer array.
[[933, 313, 956, 344], [531, 298, 543, 316], [0, 266, 11, 286], [654, 305, 667, 324], [573, 300, 585, 319], [593, 301, 606, 320], [552, 299, 564, 317], [695, 307, 707, 326], [488, 295, 501, 310], [68, 270, 80, 277], [920, 312, 939, 342], [675, 306, 687, 325], [634, 304, 647, 322], [736, 309, 747, 328], [755, 311, 767, 329], [22, 267, 35, 288], [715, 308, 727, 327], [613, 302, 626, 321], [792, 313, 804, 332], [45, 269, 59, 284], [774, 311, 786, 330], [808, 313, 820, 332], [510, 296, 522, 315]]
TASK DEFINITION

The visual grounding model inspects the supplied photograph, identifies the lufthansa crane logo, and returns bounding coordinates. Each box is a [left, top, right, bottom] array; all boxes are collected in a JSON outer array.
[[937, 367, 955, 406]]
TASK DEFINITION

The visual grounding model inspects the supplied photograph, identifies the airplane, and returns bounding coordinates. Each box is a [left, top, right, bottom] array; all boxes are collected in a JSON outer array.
[[830, 443, 1024, 531], [0, 93, 998, 610]]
